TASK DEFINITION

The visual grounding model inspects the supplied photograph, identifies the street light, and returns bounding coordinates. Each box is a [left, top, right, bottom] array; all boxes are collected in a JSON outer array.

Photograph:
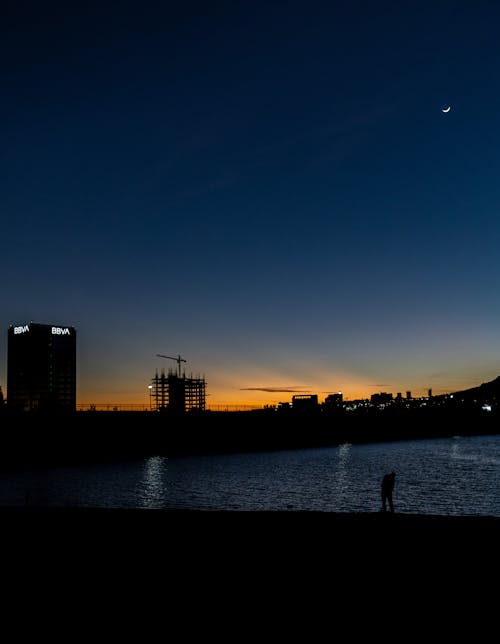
[[148, 385, 153, 411]]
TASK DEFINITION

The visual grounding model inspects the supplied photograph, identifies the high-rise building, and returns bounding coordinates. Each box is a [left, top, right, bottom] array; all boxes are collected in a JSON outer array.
[[7, 322, 76, 412]]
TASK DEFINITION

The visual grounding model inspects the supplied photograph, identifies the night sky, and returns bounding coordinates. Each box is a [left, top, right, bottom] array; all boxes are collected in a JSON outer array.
[[2, 1, 500, 407]]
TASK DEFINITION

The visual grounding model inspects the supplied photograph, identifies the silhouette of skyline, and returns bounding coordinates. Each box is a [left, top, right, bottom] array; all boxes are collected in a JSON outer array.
[[2, 2, 500, 407]]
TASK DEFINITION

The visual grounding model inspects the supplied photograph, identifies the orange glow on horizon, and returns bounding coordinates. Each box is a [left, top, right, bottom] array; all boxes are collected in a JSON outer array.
[[76, 381, 458, 409], [75, 356, 493, 409]]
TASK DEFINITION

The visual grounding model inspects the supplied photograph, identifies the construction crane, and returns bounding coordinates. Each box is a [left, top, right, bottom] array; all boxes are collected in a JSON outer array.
[[156, 354, 186, 378]]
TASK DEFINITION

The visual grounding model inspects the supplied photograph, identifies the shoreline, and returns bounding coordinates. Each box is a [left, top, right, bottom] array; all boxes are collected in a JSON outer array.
[[0, 413, 498, 466], [1, 504, 499, 522]]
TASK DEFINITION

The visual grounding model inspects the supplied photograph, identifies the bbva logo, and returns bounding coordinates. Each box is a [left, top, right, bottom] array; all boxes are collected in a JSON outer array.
[[14, 325, 29, 334], [52, 327, 71, 335]]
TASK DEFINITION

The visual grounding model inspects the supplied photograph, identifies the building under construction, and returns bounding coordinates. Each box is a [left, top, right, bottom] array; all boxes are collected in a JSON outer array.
[[151, 368, 206, 412]]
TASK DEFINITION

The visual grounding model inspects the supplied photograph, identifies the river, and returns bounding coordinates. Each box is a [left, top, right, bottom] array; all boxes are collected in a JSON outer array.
[[0, 434, 498, 516]]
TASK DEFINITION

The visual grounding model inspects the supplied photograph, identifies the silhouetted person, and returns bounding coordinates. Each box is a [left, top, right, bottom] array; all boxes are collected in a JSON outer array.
[[381, 471, 396, 512]]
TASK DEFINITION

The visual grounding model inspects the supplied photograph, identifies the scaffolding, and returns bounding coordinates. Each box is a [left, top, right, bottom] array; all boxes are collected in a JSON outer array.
[[151, 368, 206, 412]]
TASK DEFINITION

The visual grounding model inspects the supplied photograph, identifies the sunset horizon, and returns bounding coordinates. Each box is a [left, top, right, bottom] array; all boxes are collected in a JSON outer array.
[[2, 2, 500, 416]]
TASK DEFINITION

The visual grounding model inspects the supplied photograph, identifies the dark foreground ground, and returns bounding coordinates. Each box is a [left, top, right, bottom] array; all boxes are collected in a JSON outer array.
[[3, 504, 498, 527], [2, 506, 498, 554], [2, 504, 499, 525], [1, 506, 497, 620]]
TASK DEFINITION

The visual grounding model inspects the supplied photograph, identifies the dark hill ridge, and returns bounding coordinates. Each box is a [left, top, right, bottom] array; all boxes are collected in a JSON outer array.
[[441, 374, 500, 400]]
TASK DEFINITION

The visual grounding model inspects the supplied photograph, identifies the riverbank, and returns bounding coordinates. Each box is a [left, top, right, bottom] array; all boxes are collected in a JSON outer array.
[[0, 407, 499, 466], [2, 504, 499, 519], [2, 505, 498, 535], [2, 506, 497, 584]]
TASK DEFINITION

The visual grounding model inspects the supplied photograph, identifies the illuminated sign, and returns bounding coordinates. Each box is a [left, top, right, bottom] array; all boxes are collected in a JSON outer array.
[[52, 327, 71, 336], [14, 325, 29, 334]]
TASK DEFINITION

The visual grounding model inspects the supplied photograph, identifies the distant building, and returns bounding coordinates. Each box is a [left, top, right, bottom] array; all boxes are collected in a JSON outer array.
[[324, 392, 343, 410], [406, 391, 412, 399], [7, 322, 76, 412], [292, 394, 318, 412], [151, 369, 206, 412], [370, 392, 393, 405]]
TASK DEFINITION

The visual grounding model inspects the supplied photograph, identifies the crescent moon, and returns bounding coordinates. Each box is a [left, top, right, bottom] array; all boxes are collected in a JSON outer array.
[[442, 106, 451, 113]]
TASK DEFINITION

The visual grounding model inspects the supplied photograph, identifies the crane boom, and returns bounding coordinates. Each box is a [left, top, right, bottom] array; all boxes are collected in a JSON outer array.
[[156, 354, 187, 378]]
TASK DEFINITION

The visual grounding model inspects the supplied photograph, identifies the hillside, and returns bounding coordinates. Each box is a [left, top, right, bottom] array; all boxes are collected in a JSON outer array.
[[444, 375, 500, 401]]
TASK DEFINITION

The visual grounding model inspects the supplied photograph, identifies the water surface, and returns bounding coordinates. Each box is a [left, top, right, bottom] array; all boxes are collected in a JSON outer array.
[[0, 435, 498, 516]]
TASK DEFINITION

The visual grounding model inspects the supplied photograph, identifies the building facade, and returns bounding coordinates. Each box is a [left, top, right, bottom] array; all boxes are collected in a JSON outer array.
[[7, 323, 76, 412]]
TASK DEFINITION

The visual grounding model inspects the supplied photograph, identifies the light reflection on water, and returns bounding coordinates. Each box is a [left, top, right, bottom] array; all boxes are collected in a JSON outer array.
[[140, 456, 164, 508], [0, 435, 498, 516]]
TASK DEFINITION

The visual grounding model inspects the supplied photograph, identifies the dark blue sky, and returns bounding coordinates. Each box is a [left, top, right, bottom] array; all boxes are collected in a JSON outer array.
[[2, 1, 500, 406]]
